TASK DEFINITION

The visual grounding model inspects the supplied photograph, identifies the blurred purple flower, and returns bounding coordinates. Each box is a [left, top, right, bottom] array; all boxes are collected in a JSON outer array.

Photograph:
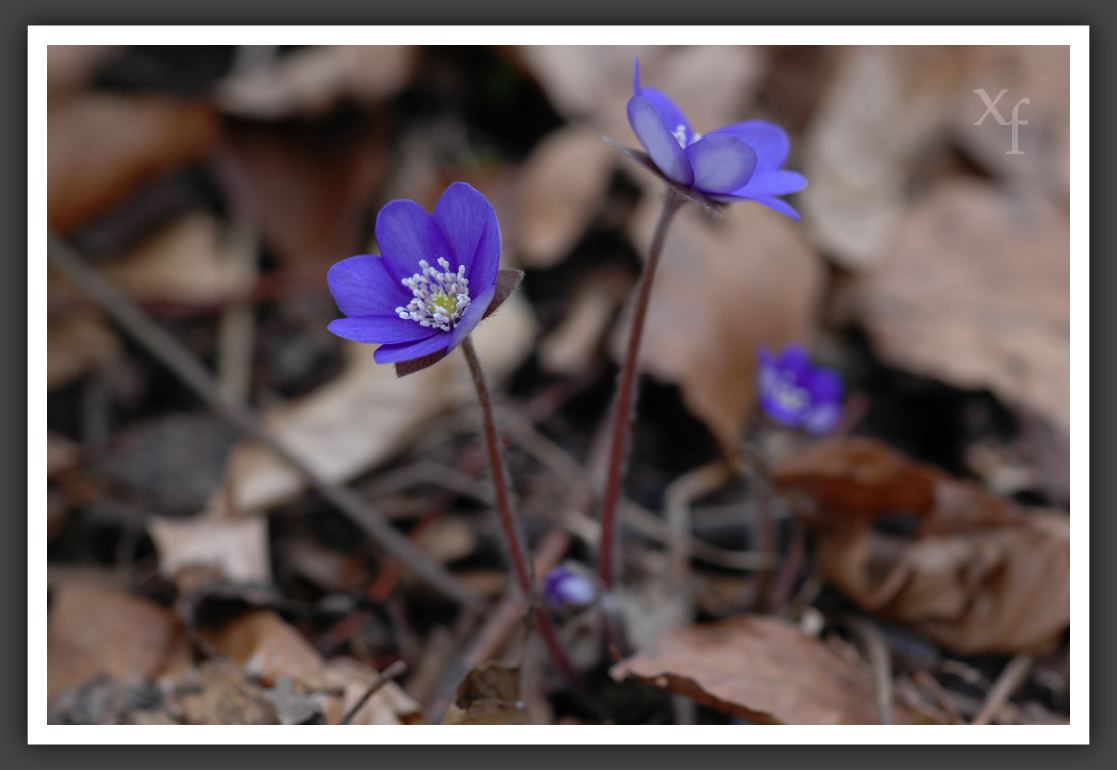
[[626, 58, 807, 219], [544, 565, 597, 613], [326, 182, 504, 368], [758, 344, 843, 435]]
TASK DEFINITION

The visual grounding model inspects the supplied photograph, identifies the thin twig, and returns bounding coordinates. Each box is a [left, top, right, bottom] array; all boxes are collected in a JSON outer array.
[[597, 189, 685, 591], [460, 337, 581, 689], [338, 660, 408, 725], [48, 233, 480, 608], [972, 654, 1034, 726], [664, 461, 735, 587], [846, 616, 895, 725]]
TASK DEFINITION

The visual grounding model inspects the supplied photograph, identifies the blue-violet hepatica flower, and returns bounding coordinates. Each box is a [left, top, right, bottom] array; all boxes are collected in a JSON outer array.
[[758, 344, 843, 435], [544, 565, 597, 614], [627, 58, 807, 219], [327, 182, 521, 375]]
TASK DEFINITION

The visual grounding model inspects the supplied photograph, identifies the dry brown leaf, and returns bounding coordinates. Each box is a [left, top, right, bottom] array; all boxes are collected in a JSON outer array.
[[148, 515, 271, 584], [48, 583, 191, 700], [321, 657, 423, 725], [850, 180, 1069, 437], [174, 661, 280, 725], [614, 198, 823, 452], [221, 291, 535, 513], [48, 94, 220, 233], [514, 125, 617, 267], [200, 609, 326, 690], [774, 437, 947, 520], [444, 661, 529, 725], [818, 510, 1069, 655], [801, 47, 963, 270], [611, 615, 923, 724], [47, 310, 121, 390], [217, 45, 416, 120]]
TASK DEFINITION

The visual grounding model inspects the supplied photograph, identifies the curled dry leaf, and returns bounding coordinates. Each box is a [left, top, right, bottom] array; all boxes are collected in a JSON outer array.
[[775, 438, 1068, 655], [850, 180, 1069, 441], [148, 515, 271, 584], [444, 661, 529, 725], [611, 615, 924, 724], [199, 609, 326, 690], [514, 125, 617, 267], [801, 47, 962, 270], [217, 45, 417, 120], [48, 583, 191, 700], [817, 510, 1069, 655], [614, 198, 822, 453], [322, 657, 423, 725], [48, 94, 220, 233], [221, 291, 535, 513]]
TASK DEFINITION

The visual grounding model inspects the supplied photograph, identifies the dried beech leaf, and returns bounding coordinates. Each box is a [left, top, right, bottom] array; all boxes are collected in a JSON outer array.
[[774, 437, 947, 520], [223, 292, 535, 512], [148, 515, 271, 584], [615, 199, 822, 452], [445, 661, 529, 725], [818, 511, 1069, 655], [801, 47, 962, 269], [217, 45, 416, 120], [48, 583, 191, 700], [48, 94, 220, 233], [515, 126, 616, 267], [611, 615, 924, 724], [200, 609, 326, 690], [851, 180, 1069, 438]]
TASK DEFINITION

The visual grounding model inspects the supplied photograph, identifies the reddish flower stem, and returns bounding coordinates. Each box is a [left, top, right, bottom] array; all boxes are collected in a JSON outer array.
[[460, 336, 581, 686], [597, 190, 685, 590]]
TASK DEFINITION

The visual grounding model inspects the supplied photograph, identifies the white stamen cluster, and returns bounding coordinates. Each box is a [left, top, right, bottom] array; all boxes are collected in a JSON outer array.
[[395, 257, 471, 331], [672, 123, 702, 148]]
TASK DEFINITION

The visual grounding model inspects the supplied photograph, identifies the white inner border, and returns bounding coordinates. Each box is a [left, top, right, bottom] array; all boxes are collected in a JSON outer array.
[[28, 25, 1090, 745]]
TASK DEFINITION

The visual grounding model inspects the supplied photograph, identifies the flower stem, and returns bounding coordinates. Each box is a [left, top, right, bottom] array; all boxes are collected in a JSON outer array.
[[460, 336, 581, 686], [597, 189, 685, 591]]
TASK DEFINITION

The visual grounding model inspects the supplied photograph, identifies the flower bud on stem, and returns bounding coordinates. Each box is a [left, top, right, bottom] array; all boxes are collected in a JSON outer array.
[[460, 336, 581, 688]]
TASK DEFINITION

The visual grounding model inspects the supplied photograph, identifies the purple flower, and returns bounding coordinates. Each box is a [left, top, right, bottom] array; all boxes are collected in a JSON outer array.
[[327, 182, 521, 375], [544, 565, 597, 613], [626, 58, 807, 219], [758, 344, 843, 435]]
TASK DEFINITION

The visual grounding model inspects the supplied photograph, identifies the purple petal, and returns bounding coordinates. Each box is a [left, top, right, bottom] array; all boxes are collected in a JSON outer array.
[[740, 194, 802, 221], [807, 368, 843, 403], [449, 285, 497, 349], [633, 58, 694, 145], [627, 95, 693, 186], [327, 315, 437, 345], [373, 329, 454, 364], [778, 345, 812, 373], [327, 255, 408, 317], [374, 199, 456, 283], [684, 134, 757, 194], [803, 403, 842, 435], [732, 170, 807, 198], [710, 120, 790, 172], [433, 182, 501, 291]]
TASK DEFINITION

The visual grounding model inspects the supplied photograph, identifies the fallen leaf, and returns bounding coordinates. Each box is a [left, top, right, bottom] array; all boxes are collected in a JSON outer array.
[[611, 615, 923, 724], [444, 661, 529, 725], [221, 291, 535, 513], [174, 661, 280, 725], [538, 267, 629, 375], [321, 657, 423, 725], [818, 510, 1069, 655], [801, 46, 962, 270], [850, 180, 1069, 438], [216, 45, 417, 120], [149, 515, 271, 584], [614, 197, 823, 452], [514, 125, 617, 267], [48, 93, 220, 233], [200, 609, 326, 690], [48, 583, 191, 700]]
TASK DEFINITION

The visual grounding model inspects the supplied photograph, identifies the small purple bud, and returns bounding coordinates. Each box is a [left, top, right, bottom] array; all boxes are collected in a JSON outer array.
[[544, 565, 597, 613], [757, 344, 844, 435]]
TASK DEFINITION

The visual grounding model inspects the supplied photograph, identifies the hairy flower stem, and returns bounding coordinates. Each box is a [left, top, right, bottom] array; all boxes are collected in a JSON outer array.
[[460, 336, 581, 686], [598, 190, 686, 591]]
